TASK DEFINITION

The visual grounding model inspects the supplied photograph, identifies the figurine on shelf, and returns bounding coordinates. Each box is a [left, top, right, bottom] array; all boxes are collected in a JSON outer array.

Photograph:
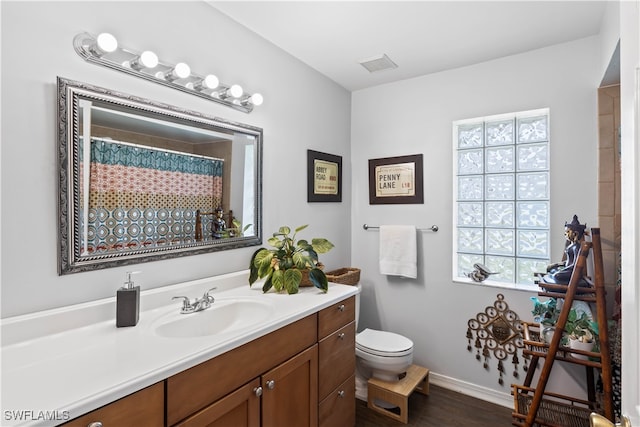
[[541, 214, 589, 286], [467, 263, 499, 282], [212, 206, 226, 239]]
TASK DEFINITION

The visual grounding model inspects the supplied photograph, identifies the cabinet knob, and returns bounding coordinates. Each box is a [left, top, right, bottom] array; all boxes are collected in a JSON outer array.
[[337, 390, 345, 398], [87, 423, 103, 427], [338, 304, 345, 312], [253, 386, 263, 397], [266, 380, 276, 390], [338, 333, 345, 340]]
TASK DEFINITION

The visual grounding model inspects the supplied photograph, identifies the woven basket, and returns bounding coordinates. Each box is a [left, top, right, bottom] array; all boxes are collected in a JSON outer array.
[[299, 263, 325, 287], [512, 385, 593, 427], [325, 267, 361, 285]]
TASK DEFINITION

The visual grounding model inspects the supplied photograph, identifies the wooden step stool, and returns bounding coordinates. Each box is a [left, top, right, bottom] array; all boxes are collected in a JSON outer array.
[[367, 364, 430, 424]]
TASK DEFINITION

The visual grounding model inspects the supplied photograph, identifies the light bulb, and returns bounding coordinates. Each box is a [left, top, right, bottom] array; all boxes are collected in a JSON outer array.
[[96, 33, 118, 53], [163, 62, 190, 81], [140, 51, 158, 68], [190, 74, 219, 92], [174, 62, 191, 79], [229, 84, 243, 98], [250, 93, 264, 106], [129, 50, 158, 70], [202, 74, 219, 89]]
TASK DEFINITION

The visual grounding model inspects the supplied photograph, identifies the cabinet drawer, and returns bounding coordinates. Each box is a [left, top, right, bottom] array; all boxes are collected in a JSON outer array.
[[63, 382, 164, 427], [318, 321, 355, 400], [319, 374, 355, 427], [167, 314, 317, 426], [318, 296, 355, 340]]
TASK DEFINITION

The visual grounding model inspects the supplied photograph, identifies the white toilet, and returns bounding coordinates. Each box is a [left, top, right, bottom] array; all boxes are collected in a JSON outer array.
[[354, 284, 414, 401]]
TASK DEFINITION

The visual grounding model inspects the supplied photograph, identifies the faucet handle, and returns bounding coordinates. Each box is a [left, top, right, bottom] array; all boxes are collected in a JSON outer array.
[[203, 287, 217, 303], [172, 296, 192, 312]]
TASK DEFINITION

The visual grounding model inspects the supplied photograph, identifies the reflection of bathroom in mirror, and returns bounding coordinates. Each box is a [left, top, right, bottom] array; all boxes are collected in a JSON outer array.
[[57, 77, 262, 274]]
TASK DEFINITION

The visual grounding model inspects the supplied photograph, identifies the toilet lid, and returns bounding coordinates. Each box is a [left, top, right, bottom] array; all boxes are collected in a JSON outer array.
[[356, 328, 413, 356]]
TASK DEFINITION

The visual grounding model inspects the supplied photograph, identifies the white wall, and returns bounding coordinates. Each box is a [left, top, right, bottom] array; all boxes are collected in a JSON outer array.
[[351, 37, 600, 400], [619, 1, 640, 423], [0, 1, 352, 317]]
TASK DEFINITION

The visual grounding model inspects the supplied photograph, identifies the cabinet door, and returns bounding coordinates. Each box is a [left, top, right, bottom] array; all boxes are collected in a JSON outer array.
[[262, 345, 318, 427], [319, 374, 355, 427], [173, 379, 260, 427], [62, 382, 163, 427]]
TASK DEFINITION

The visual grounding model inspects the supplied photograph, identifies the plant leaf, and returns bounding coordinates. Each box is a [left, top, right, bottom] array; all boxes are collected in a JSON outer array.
[[279, 226, 291, 235], [268, 236, 284, 249], [256, 251, 274, 278], [262, 276, 273, 293], [311, 238, 334, 254], [296, 239, 310, 249], [292, 252, 312, 269], [271, 269, 284, 292], [248, 248, 264, 285], [284, 268, 302, 294], [294, 225, 309, 233], [308, 268, 329, 293], [306, 248, 319, 263]]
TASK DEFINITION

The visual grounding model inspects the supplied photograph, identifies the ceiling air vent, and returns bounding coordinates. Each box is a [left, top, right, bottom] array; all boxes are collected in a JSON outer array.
[[359, 54, 398, 73]]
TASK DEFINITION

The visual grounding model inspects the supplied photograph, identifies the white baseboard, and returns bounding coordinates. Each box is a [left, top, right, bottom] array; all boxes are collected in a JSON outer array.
[[429, 372, 513, 409]]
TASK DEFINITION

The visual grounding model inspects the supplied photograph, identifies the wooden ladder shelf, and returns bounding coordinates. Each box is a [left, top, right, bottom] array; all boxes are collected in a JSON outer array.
[[512, 228, 614, 427]]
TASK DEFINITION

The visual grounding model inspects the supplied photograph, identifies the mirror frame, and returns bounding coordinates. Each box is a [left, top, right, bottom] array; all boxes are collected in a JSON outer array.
[[57, 77, 262, 275]]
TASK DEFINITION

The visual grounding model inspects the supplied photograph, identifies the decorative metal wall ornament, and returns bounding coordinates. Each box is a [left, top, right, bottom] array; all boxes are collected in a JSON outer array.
[[466, 294, 526, 385]]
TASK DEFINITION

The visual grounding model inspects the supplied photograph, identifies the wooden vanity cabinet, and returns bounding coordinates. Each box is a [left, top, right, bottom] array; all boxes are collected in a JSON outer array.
[[167, 314, 319, 427], [62, 382, 164, 427], [317, 296, 356, 427], [62, 294, 356, 427]]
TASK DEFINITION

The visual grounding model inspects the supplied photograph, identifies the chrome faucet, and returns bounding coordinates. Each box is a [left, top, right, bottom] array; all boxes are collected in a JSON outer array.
[[172, 287, 217, 314]]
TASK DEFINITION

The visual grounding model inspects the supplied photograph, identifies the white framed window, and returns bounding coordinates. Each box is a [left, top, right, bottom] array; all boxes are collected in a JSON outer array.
[[453, 108, 550, 289]]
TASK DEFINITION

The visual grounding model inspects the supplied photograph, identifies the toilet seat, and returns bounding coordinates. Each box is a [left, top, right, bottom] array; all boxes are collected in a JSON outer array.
[[356, 328, 413, 357]]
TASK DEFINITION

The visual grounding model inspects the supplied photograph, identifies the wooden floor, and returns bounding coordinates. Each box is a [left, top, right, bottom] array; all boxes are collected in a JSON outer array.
[[355, 384, 513, 426]]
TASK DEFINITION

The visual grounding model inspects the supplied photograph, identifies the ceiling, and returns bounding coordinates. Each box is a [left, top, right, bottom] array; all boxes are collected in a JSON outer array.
[[209, 1, 610, 92]]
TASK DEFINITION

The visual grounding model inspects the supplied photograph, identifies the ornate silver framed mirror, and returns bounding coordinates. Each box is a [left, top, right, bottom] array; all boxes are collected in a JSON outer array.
[[57, 77, 262, 274]]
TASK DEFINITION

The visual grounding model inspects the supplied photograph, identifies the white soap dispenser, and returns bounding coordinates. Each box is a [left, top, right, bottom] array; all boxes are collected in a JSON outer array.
[[116, 271, 140, 327]]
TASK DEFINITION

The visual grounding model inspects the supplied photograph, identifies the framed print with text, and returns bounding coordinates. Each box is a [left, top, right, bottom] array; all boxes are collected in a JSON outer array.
[[368, 154, 423, 204], [307, 150, 342, 202]]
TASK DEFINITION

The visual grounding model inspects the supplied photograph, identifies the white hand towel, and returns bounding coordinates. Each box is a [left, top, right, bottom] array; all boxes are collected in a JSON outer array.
[[379, 225, 417, 279]]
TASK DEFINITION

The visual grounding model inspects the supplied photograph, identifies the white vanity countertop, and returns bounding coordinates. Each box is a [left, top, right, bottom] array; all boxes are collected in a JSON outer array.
[[1, 271, 359, 426]]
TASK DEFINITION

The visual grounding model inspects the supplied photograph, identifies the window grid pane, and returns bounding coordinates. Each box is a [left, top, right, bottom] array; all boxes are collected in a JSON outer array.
[[455, 110, 549, 286], [458, 202, 483, 227], [486, 119, 514, 146], [458, 123, 484, 148]]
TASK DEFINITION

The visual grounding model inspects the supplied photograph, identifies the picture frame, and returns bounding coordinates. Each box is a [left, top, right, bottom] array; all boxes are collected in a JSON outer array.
[[368, 154, 424, 204], [307, 149, 342, 202]]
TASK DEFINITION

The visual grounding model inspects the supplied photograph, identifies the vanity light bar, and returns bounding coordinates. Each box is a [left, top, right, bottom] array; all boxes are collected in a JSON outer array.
[[73, 32, 263, 114]]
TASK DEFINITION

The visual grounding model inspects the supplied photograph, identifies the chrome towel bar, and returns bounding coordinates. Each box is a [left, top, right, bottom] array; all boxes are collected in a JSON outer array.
[[362, 224, 438, 232]]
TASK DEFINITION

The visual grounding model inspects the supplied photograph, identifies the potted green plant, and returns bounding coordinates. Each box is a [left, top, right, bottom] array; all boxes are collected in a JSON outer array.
[[563, 308, 599, 359], [530, 297, 560, 326], [222, 218, 252, 238], [530, 297, 561, 343], [249, 225, 334, 294]]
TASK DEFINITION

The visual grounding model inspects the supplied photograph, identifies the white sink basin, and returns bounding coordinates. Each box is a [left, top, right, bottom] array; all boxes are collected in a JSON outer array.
[[152, 298, 275, 338]]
